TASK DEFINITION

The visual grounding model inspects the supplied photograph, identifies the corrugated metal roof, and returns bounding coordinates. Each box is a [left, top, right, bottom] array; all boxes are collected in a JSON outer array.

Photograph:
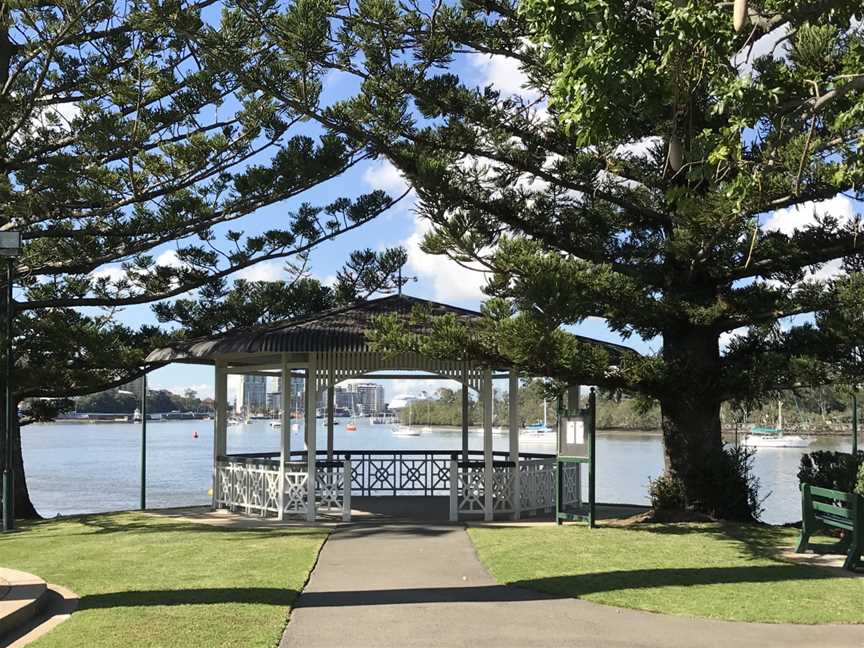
[[146, 295, 485, 363]]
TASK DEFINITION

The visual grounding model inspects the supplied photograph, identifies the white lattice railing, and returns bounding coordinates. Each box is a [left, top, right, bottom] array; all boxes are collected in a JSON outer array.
[[215, 458, 281, 516], [215, 450, 571, 522], [519, 458, 556, 515], [315, 460, 351, 521], [215, 456, 351, 521], [282, 461, 309, 516]]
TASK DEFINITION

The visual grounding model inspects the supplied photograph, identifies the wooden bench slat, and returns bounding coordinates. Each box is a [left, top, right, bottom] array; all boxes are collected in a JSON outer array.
[[809, 486, 855, 502], [812, 500, 854, 519]]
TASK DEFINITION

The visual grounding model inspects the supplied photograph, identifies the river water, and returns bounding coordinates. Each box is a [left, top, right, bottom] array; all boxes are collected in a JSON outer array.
[[21, 419, 853, 524]]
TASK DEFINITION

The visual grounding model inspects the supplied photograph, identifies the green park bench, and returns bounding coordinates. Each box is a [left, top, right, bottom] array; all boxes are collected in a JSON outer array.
[[796, 484, 862, 571]]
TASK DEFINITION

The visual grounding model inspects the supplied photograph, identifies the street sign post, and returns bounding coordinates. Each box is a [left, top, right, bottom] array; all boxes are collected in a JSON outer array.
[[556, 387, 596, 527]]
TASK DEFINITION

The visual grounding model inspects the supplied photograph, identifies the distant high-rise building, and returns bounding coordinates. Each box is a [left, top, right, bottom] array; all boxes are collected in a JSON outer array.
[[271, 377, 305, 413], [238, 375, 267, 414], [350, 382, 385, 415]]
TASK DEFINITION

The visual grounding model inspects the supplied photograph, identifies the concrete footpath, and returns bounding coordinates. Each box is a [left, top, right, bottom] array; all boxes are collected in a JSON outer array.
[[280, 524, 864, 648]]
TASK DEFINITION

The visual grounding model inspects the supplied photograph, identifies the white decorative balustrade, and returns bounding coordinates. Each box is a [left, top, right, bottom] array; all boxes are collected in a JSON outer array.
[[215, 450, 577, 522], [215, 457, 282, 517]]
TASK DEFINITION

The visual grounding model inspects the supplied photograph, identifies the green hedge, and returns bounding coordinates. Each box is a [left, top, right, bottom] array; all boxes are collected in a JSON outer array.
[[798, 450, 864, 493]]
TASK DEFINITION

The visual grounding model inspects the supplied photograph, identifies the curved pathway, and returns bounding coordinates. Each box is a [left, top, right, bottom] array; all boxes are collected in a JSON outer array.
[[280, 523, 863, 648]]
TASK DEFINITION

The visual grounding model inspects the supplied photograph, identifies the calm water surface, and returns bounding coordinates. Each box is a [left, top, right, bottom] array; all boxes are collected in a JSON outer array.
[[22, 420, 853, 524]]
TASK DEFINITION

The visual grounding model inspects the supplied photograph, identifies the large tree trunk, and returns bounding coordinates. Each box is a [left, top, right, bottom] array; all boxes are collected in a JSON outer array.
[[1, 400, 41, 520], [659, 325, 754, 521], [11, 414, 40, 519]]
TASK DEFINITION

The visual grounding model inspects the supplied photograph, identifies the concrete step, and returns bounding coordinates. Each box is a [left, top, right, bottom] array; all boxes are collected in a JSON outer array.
[[3, 584, 79, 648], [0, 569, 49, 641]]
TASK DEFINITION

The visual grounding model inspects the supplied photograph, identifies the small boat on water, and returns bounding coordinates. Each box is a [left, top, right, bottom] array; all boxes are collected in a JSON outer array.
[[741, 401, 810, 448], [346, 420, 358, 432], [269, 420, 281, 429], [393, 424, 421, 437], [741, 426, 810, 448], [392, 407, 420, 436], [520, 400, 553, 437]]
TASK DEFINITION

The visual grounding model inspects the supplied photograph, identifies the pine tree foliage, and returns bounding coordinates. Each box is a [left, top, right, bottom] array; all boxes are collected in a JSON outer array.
[[0, 0, 407, 516], [244, 0, 864, 518]]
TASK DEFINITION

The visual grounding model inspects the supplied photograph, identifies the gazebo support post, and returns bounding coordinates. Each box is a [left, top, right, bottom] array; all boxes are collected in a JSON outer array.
[[461, 380, 469, 462], [567, 385, 582, 507], [305, 356, 318, 522], [213, 361, 228, 510], [509, 369, 520, 520], [278, 356, 290, 520], [326, 374, 334, 461], [483, 368, 493, 521]]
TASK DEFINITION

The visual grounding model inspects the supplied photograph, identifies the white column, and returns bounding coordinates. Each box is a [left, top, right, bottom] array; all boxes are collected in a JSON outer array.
[[342, 457, 352, 522], [305, 355, 318, 522], [213, 361, 228, 510], [278, 357, 290, 520], [568, 385, 582, 507], [281, 361, 291, 457], [461, 380, 469, 462], [449, 456, 458, 522], [509, 369, 521, 520], [482, 368, 493, 522], [326, 372, 335, 461]]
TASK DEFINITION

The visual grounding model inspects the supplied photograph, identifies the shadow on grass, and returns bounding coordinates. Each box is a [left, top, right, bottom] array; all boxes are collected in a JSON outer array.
[[510, 563, 837, 599], [37, 513, 329, 539], [80, 587, 300, 610], [604, 521, 800, 561]]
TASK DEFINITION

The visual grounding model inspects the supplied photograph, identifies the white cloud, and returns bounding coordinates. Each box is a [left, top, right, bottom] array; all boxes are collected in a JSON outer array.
[[403, 215, 489, 303], [614, 136, 663, 159], [363, 159, 411, 195], [758, 195, 859, 284], [763, 194, 856, 235], [470, 52, 540, 101], [233, 261, 286, 283], [719, 327, 748, 351], [155, 249, 187, 268], [91, 264, 126, 284]]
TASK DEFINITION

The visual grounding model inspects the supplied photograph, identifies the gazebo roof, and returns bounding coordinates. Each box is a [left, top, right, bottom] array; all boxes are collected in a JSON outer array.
[[146, 294, 484, 363], [147, 293, 634, 368]]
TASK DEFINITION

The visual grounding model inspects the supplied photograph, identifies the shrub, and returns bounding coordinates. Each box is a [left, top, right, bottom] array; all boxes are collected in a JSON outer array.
[[798, 451, 864, 492], [648, 473, 686, 510], [712, 444, 764, 521], [651, 445, 764, 520]]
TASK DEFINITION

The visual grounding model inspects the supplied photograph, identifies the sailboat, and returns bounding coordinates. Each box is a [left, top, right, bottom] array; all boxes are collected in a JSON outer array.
[[521, 400, 553, 437], [393, 402, 420, 437], [742, 401, 810, 448]]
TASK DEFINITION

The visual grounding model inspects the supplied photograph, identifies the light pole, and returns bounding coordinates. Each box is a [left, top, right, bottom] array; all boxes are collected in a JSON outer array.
[[120, 373, 147, 510], [853, 390, 858, 456], [1, 232, 22, 532]]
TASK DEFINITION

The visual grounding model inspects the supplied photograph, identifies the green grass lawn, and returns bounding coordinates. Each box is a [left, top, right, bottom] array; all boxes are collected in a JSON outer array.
[[0, 511, 328, 647], [468, 522, 864, 624]]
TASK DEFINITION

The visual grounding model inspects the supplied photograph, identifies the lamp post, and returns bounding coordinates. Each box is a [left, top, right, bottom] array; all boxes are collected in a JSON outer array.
[[853, 390, 858, 456], [1, 232, 22, 532], [120, 373, 147, 510]]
